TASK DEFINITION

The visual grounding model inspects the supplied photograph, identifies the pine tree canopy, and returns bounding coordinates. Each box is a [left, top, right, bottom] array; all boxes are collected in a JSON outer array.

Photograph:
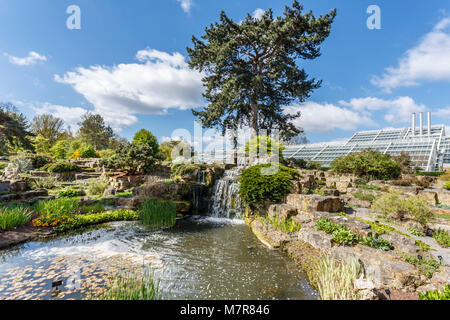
[[187, 1, 336, 140]]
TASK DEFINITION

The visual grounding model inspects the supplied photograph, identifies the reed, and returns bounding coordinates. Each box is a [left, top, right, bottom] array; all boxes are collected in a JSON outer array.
[[0, 205, 32, 231], [140, 199, 176, 229], [33, 198, 79, 217]]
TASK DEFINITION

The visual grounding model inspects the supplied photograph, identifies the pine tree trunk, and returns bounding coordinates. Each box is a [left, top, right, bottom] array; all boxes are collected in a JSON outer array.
[[250, 95, 258, 138]]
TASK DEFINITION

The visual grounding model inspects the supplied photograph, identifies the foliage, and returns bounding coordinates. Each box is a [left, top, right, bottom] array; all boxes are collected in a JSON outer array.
[[33, 175, 58, 189], [353, 217, 407, 237], [77, 112, 114, 150], [309, 256, 363, 300], [70, 149, 82, 160], [187, 1, 336, 139], [416, 171, 445, 177], [132, 129, 160, 156], [80, 203, 105, 214], [244, 135, 285, 158], [352, 191, 375, 202], [433, 229, 450, 248], [57, 189, 82, 198], [91, 270, 161, 300], [80, 145, 98, 158], [140, 199, 176, 229], [444, 181, 450, 191], [86, 177, 109, 196], [97, 149, 115, 159], [407, 227, 425, 237], [41, 161, 80, 173], [437, 172, 450, 181], [399, 253, 440, 278], [101, 143, 156, 174], [50, 140, 70, 159], [239, 164, 299, 207], [392, 151, 412, 173], [0, 204, 32, 231], [0, 102, 33, 153], [359, 185, 381, 191], [361, 236, 393, 251], [31, 135, 51, 154], [30, 114, 65, 146], [1, 155, 33, 179], [55, 209, 139, 232], [372, 192, 433, 225], [260, 215, 301, 233], [415, 240, 432, 252], [21, 153, 53, 169], [330, 149, 401, 181], [419, 285, 450, 300], [34, 198, 79, 217], [115, 192, 133, 198]]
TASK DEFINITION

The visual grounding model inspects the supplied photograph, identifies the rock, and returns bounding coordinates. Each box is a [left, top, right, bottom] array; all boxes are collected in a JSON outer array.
[[286, 194, 345, 213], [110, 175, 147, 191], [133, 182, 178, 199], [387, 185, 421, 196], [436, 190, 450, 206], [336, 181, 352, 194], [298, 175, 316, 191], [416, 283, 438, 295], [354, 277, 379, 300], [267, 204, 298, 222], [330, 245, 422, 290], [322, 189, 340, 196], [114, 197, 140, 209], [328, 216, 373, 237], [29, 171, 52, 177], [9, 180, 27, 192], [103, 186, 116, 197], [297, 227, 333, 252], [0, 182, 10, 193], [251, 220, 290, 248], [380, 233, 419, 254], [368, 180, 386, 188], [293, 214, 312, 225], [429, 266, 450, 292], [175, 201, 191, 214], [418, 190, 438, 206]]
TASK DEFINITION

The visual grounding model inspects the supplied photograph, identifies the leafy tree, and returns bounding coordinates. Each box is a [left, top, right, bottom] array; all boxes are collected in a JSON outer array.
[[244, 135, 285, 158], [101, 144, 155, 174], [330, 149, 401, 181], [50, 140, 70, 159], [132, 129, 160, 155], [392, 151, 412, 173], [77, 112, 114, 150], [32, 135, 51, 154], [30, 114, 65, 145], [0, 102, 33, 153], [187, 1, 336, 139]]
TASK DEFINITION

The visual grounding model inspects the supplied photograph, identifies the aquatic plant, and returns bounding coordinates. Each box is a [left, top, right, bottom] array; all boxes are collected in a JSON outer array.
[[140, 199, 176, 229], [91, 270, 161, 300], [0, 205, 32, 231]]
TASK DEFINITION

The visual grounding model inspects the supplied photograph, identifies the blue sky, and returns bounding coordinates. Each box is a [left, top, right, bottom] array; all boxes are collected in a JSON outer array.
[[0, 0, 449, 145]]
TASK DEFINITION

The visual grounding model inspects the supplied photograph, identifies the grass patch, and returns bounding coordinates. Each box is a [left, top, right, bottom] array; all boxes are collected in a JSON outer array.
[[57, 189, 83, 198], [0, 204, 32, 231], [260, 215, 301, 233], [90, 270, 161, 300], [80, 202, 105, 214], [353, 191, 375, 202], [86, 177, 109, 196], [415, 240, 432, 252], [115, 192, 133, 198], [353, 217, 409, 237], [140, 199, 176, 229], [32, 175, 58, 189], [433, 229, 450, 248], [407, 227, 425, 237]]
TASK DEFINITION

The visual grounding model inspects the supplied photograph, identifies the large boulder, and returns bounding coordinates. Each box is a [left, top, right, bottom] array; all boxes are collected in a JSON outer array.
[[335, 181, 352, 194], [9, 180, 27, 192], [330, 245, 422, 290], [133, 182, 178, 200], [297, 227, 333, 252], [327, 216, 373, 237], [286, 194, 345, 213], [267, 204, 298, 222], [110, 175, 147, 191], [250, 220, 291, 248], [387, 185, 421, 196], [380, 233, 419, 254]]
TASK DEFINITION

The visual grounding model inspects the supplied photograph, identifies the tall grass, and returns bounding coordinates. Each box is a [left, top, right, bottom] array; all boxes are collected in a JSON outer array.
[[309, 257, 363, 300], [92, 270, 161, 300], [33, 175, 58, 189], [86, 177, 109, 196], [0, 205, 32, 231], [140, 199, 176, 229], [33, 198, 79, 217]]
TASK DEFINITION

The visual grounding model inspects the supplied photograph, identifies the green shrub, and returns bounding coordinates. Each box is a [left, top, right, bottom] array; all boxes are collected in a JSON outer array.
[[433, 229, 450, 248], [57, 189, 82, 198], [353, 192, 375, 202], [34, 198, 80, 217], [372, 192, 433, 225], [416, 171, 445, 177], [115, 192, 133, 198], [91, 270, 161, 300], [0, 205, 32, 231], [444, 181, 450, 190], [41, 161, 80, 173], [419, 284, 450, 300], [50, 140, 70, 160], [361, 236, 393, 251], [80, 145, 98, 158], [86, 177, 109, 196], [101, 144, 156, 174], [140, 199, 176, 229], [32, 175, 58, 189], [407, 227, 425, 237], [56, 209, 139, 232], [415, 240, 432, 252], [81, 203, 106, 214], [244, 135, 285, 158], [399, 253, 440, 278], [239, 164, 299, 207], [330, 149, 401, 181]]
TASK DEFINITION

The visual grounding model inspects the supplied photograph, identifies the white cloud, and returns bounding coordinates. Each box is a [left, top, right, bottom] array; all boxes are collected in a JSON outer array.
[[339, 96, 426, 123], [32, 103, 90, 132], [55, 48, 204, 129], [435, 107, 450, 119], [252, 8, 265, 20], [5, 51, 47, 66], [177, 0, 193, 14], [372, 17, 450, 92], [284, 102, 376, 133]]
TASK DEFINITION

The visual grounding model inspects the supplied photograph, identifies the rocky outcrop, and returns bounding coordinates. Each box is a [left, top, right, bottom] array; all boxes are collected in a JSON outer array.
[[380, 233, 419, 254], [250, 220, 291, 248], [387, 185, 421, 196], [267, 204, 298, 222], [330, 245, 423, 290], [297, 227, 333, 251], [110, 175, 147, 191], [286, 194, 345, 213], [327, 215, 373, 237], [417, 266, 450, 294], [0, 189, 48, 202], [133, 182, 179, 200]]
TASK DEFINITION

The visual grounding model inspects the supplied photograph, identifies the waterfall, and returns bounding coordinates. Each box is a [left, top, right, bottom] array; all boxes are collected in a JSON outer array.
[[210, 167, 244, 219]]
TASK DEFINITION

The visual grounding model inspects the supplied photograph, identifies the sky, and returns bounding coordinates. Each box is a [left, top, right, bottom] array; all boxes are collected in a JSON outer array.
[[0, 0, 449, 146]]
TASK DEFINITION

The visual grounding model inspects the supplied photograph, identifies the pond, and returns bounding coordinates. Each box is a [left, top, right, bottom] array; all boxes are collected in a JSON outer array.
[[0, 216, 317, 300]]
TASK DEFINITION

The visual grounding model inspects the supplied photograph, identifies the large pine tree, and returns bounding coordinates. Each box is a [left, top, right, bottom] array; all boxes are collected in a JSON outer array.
[[187, 1, 336, 140]]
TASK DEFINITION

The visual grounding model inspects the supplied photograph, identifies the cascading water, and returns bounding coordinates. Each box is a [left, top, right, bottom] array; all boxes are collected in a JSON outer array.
[[210, 166, 244, 219]]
